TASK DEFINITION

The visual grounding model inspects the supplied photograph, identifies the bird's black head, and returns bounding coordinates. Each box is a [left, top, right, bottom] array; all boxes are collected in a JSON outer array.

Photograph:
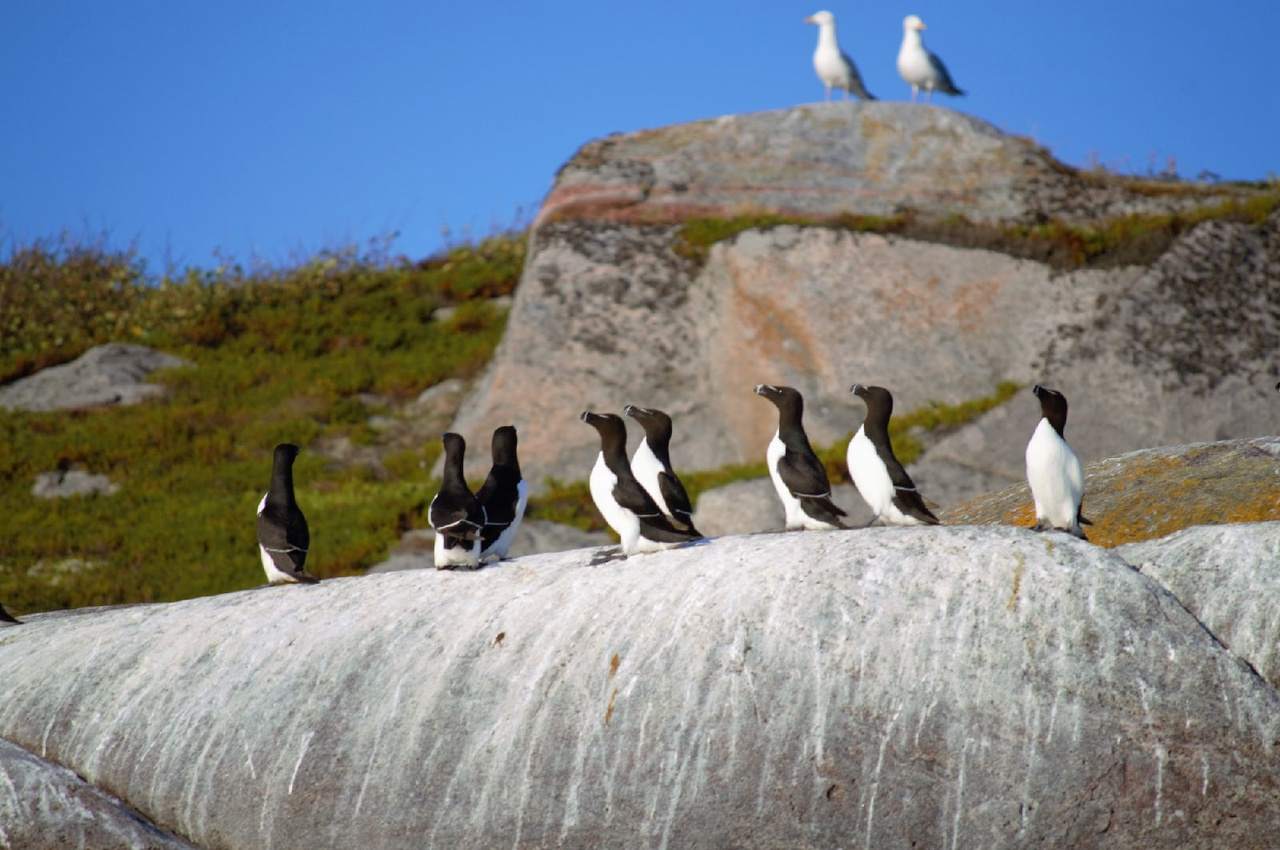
[[851, 384, 893, 419], [273, 443, 301, 464], [582, 411, 628, 456], [441, 432, 467, 460], [490, 425, 518, 467], [624, 404, 673, 442], [1032, 385, 1069, 435]]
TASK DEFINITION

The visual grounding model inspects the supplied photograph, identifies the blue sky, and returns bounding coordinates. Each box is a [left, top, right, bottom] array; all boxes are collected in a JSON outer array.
[[2, 1, 1276, 274]]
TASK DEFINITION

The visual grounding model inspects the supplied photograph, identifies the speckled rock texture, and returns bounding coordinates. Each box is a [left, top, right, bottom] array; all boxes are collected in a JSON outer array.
[[447, 104, 1279, 497], [4, 524, 1280, 849], [938, 436, 1280, 547], [0, 343, 192, 412], [0, 738, 196, 849]]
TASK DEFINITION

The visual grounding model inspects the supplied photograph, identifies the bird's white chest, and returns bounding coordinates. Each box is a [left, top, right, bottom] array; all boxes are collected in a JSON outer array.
[[813, 46, 849, 84], [1025, 420, 1084, 524], [630, 441, 669, 516], [589, 454, 639, 550], [897, 38, 933, 84], [847, 427, 893, 515], [765, 433, 805, 526]]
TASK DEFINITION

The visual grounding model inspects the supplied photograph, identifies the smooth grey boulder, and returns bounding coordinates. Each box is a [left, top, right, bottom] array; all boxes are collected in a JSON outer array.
[[0, 738, 196, 849], [1118, 522, 1280, 691], [0, 343, 192, 412], [3, 526, 1280, 848]]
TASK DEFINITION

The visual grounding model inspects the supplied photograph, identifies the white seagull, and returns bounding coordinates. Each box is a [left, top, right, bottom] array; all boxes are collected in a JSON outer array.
[[897, 14, 964, 102], [805, 10, 875, 102]]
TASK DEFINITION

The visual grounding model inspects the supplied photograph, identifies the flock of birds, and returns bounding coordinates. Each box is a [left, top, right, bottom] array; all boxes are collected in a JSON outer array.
[[247, 381, 1089, 585], [807, 10, 964, 103]]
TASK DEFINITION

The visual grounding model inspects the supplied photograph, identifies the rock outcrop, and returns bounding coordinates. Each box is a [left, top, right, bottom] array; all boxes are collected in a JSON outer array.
[[4, 523, 1280, 848], [0, 343, 192, 412], [938, 436, 1280, 547], [446, 103, 1279, 503]]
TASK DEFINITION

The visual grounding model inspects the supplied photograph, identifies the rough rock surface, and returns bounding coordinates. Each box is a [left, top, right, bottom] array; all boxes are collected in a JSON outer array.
[[939, 436, 1280, 547], [448, 104, 1279, 498], [31, 468, 121, 499], [0, 738, 196, 849], [5, 525, 1280, 848], [1118, 523, 1280, 691], [0, 344, 192, 412]]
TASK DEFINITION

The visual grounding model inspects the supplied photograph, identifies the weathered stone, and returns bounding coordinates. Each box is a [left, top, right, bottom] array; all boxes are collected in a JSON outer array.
[[938, 436, 1280, 547], [0, 738, 196, 849], [0, 344, 192, 412], [1117, 523, 1280, 691], [31, 468, 120, 499], [3, 525, 1280, 848], [448, 105, 1279, 499]]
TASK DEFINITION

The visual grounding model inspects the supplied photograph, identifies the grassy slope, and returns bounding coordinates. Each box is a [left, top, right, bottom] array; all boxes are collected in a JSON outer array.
[[0, 237, 521, 612]]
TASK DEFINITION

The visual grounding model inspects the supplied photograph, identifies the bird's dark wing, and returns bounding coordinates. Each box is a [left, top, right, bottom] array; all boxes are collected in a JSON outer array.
[[929, 52, 964, 95], [841, 51, 876, 100], [614, 477, 701, 543], [881, 453, 940, 525], [657, 470, 700, 534]]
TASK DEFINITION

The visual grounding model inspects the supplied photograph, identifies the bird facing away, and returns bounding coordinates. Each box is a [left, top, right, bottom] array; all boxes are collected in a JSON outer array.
[[0, 603, 20, 626], [582, 411, 703, 556], [624, 404, 702, 537], [847, 384, 940, 526], [257, 443, 317, 584], [476, 425, 527, 563], [897, 14, 964, 102], [430, 432, 488, 569], [1025, 385, 1090, 540], [805, 10, 876, 102], [754, 384, 848, 530]]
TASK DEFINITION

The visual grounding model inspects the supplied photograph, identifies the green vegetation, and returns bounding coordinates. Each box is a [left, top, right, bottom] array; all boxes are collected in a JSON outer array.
[[672, 190, 1280, 271], [0, 233, 523, 613]]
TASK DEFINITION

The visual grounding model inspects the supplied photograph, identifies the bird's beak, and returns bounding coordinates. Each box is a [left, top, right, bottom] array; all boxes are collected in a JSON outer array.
[[918, 21, 927, 30], [804, 16, 816, 24]]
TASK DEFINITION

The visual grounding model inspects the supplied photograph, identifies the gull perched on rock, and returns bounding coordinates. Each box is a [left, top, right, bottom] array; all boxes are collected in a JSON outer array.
[[897, 14, 964, 102], [805, 10, 875, 102]]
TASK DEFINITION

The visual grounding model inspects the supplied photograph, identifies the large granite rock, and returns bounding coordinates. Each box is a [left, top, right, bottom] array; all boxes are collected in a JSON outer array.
[[0, 343, 192, 412], [4, 524, 1280, 848], [447, 104, 1279, 499]]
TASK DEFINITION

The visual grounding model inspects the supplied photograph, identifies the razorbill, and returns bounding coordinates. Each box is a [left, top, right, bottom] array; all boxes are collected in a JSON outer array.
[[805, 10, 876, 102], [1025, 385, 1090, 540], [897, 15, 964, 102], [847, 384, 940, 526], [476, 425, 527, 563], [754, 384, 848, 530], [582, 411, 703, 556], [623, 404, 702, 537], [256, 443, 317, 584], [0, 603, 20, 625], [430, 432, 488, 569]]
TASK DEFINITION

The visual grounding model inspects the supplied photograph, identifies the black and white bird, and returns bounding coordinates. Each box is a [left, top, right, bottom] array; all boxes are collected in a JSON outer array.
[[476, 425, 527, 563], [623, 405, 702, 537], [897, 14, 964, 102], [582, 411, 703, 556], [0, 603, 20, 626], [805, 10, 876, 102], [1025, 385, 1090, 540], [754, 384, 848, 530], [430, 432, 488, 569], [847, 384, 941, 526], [256, 443, 317, 584]]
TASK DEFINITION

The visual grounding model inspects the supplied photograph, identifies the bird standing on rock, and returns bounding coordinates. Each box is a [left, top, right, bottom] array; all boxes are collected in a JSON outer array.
[[1025, 385, 1090, 540], [624, 405, 701, 537], [257, 443, 317, 584], [476, 425, 527, 563], [582, 411, 703, 557], [430, 432, 488, 569], [805, 10, 876, 102], [897, 14, 965, 102], [847, 384, 940, 526], [755, 384, 848, 531]]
